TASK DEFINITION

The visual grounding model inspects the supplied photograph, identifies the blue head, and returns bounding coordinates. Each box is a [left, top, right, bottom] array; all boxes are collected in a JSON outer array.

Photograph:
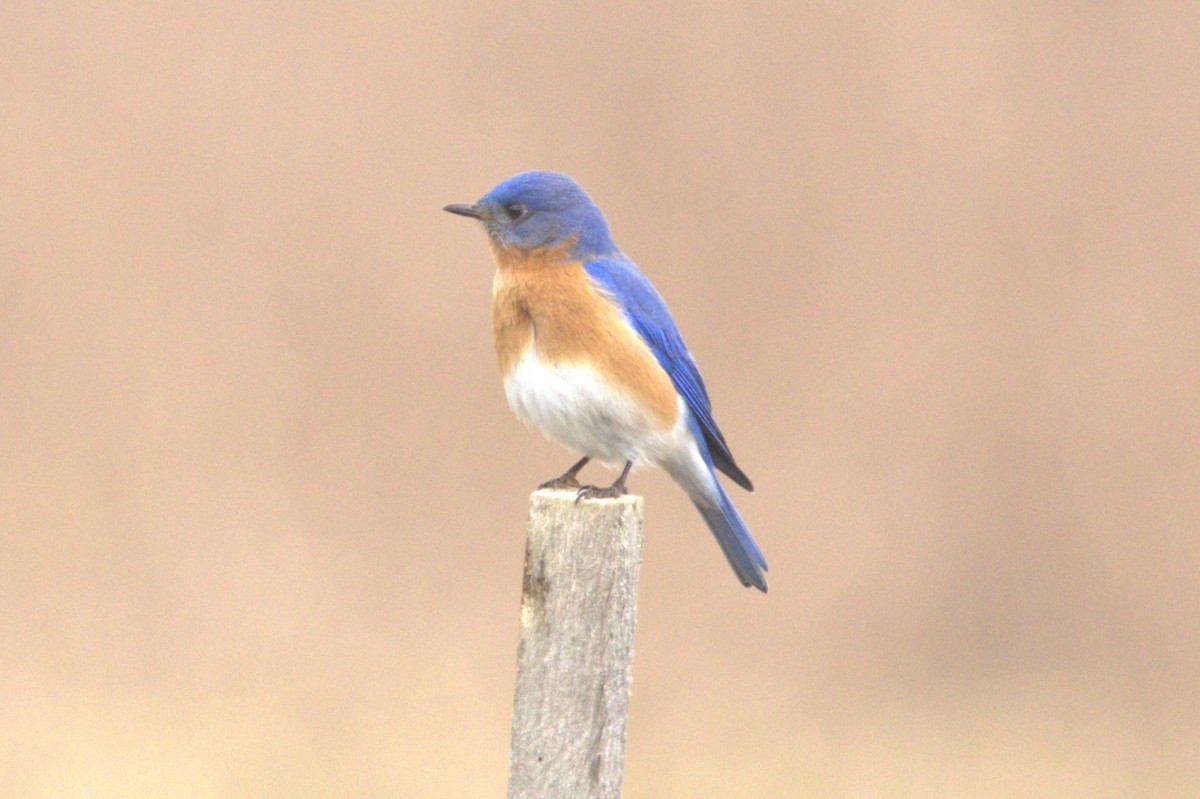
[[444, 171, 618, 260]]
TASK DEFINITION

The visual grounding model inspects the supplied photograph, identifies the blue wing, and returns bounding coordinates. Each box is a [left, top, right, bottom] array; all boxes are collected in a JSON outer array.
[[584, 256, 753, 492]]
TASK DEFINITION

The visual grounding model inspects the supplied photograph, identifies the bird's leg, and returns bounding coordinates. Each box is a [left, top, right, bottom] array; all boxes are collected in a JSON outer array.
[[537, 456, 591, 491], [575, 461, 633, 502]]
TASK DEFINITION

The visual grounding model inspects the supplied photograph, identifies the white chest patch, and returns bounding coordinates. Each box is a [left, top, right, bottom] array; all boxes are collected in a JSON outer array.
[[503, 344, 687, 466]]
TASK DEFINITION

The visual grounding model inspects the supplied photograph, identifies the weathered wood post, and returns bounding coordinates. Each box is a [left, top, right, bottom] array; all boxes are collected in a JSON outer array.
[[507, 489, 645, 799]]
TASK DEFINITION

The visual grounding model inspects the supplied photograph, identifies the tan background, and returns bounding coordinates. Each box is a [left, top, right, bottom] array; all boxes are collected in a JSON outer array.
[[3, 4, 1198, 797]]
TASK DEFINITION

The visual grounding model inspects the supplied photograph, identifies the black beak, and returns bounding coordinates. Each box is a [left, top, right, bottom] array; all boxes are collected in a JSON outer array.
[[443, 203, 484, 219]]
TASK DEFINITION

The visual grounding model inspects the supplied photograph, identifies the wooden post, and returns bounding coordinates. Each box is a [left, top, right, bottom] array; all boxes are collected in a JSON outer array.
[[507, 489, 645, 799]]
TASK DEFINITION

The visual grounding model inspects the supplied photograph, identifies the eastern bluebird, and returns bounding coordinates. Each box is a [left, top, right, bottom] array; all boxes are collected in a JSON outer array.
[[445, 171, 768, 592]]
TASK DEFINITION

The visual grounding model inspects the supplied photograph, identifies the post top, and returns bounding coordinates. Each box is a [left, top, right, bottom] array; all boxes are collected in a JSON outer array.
[[530, 488, 644, 507]]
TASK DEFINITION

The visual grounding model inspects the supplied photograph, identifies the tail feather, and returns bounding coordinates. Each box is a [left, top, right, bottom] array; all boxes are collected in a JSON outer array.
[[694, 481, 768, 592]]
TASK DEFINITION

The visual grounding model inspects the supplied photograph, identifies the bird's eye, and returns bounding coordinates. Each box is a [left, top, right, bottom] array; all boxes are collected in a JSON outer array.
[[504, 202, 529, 221]]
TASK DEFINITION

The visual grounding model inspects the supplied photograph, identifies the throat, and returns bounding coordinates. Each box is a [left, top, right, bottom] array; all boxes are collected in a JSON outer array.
[[488, 238, 579, 272]]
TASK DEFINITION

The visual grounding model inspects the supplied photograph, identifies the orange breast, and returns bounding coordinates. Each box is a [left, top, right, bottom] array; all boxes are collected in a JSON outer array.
[[490, 247, 679, 428]]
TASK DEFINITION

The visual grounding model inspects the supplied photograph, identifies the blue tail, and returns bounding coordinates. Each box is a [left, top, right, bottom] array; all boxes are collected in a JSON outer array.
[[694, 480, 769, 592]]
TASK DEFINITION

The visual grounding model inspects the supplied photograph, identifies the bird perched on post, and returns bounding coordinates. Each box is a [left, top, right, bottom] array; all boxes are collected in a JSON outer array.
[[444, 171, 768, 592]]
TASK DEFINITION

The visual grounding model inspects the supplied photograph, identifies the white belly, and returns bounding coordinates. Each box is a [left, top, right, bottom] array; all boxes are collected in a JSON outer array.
[[503, 345, 686, 466]]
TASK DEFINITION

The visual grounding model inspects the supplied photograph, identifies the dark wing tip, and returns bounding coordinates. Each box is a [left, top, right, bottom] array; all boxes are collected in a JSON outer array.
[[715, 457, 754, 492]]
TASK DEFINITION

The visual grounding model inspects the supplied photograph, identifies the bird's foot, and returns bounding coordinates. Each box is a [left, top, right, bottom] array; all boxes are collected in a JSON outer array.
[[536, 456, 592, 492], [538, 474, 582, 491], [574, 462, 633, 503], [574, 483, 629, 503]]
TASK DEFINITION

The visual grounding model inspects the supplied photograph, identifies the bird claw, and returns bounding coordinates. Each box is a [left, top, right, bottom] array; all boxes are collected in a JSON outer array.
[[574, 484, 628, 504], [538, 475, 582, 491]]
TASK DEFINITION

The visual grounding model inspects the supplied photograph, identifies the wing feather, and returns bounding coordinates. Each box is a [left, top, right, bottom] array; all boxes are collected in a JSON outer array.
[[583, 257, 753, 491]]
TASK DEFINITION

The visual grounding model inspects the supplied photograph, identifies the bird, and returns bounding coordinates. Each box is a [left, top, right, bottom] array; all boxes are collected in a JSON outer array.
[[444, 171, 768, 592]]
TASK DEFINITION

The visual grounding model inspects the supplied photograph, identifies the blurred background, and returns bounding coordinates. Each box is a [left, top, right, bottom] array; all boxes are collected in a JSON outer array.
[[3, 4, 1197, 797]]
